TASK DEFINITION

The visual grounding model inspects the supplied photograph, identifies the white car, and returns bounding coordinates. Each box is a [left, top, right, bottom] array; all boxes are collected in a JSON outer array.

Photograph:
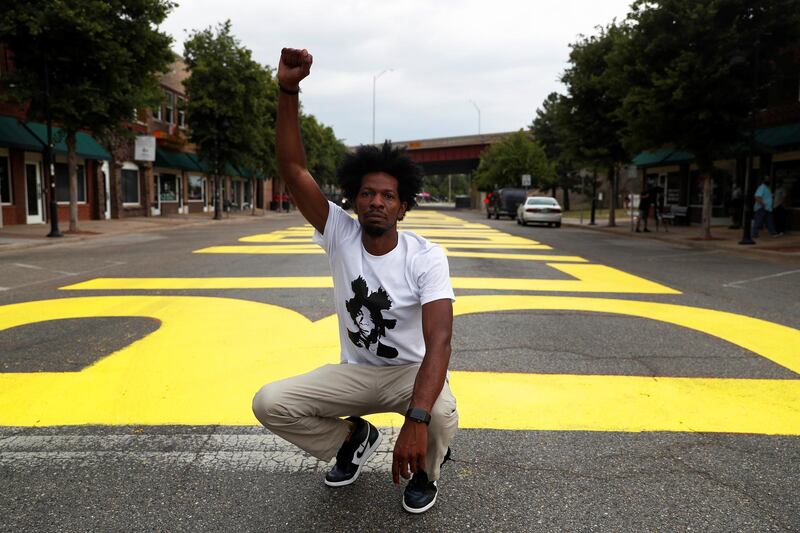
[[517, 196, 562, 227]]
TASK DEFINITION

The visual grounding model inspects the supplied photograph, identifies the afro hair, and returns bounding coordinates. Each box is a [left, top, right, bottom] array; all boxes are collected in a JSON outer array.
[[337, 141, 424, 210]]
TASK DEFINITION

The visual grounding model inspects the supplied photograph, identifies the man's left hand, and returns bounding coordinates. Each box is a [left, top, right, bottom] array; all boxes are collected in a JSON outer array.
[[392, 420, 428, 484]]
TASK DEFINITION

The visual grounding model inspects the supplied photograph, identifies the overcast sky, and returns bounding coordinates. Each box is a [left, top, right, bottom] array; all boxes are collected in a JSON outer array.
[[161, 0, 633, 146]]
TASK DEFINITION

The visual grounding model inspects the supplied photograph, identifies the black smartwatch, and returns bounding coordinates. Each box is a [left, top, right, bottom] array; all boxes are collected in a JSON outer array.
[[405, 407, 431, 425]]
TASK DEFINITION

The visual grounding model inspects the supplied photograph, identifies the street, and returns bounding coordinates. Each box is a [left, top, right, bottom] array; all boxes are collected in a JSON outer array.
[[1, 208, 799, 532]]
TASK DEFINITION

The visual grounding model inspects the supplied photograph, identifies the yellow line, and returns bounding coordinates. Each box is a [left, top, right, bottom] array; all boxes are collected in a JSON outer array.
[[195, 246, 325, 254], [440, 244, 553, 250], [0, 295, 797, 431], [445, 251, 586, 262], [61, 265, 677, 294]]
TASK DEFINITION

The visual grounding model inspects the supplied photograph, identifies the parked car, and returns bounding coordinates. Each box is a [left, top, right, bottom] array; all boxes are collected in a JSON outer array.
[[487, 187, 527, 219], [517, 196, 562, 227]]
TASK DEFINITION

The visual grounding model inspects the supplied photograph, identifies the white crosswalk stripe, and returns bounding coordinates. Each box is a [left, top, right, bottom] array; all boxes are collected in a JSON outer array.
[[0, 428, 401, 472]]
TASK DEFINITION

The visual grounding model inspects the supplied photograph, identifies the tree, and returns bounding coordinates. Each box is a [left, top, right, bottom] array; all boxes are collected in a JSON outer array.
[[531, 92, 581, 210], [183, 21, 274, 219], [618, 0, 800, 238], [0, 0, 175, 231], [473, 130, 554, 191], [300, 114, 347, 187], [561, 23, 631, 226]]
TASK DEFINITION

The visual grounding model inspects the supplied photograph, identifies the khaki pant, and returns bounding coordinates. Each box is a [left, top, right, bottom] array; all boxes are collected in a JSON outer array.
[[252, 363, 458, 480]]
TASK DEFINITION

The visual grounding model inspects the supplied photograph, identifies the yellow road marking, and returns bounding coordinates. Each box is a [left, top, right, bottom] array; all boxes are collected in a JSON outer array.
[[195, 246, 326, 254], [445, 251, 586, 262], [62, 264, 679, 294], [0, 295, 797, 432]]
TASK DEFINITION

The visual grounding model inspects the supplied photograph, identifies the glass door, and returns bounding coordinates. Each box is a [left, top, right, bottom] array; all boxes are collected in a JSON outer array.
[[25, 161, 44, 224]]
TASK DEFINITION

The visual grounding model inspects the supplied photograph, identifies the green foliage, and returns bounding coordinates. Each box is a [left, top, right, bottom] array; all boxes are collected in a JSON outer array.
[[0, 0, 175, 137], [422, 174, 470, 200], [300, 113, 347, 186], [560, 23, 630, 168], [531, 92, 581, 195], [618, 0, 800, 169], [183, 21, 274, 176], [473, 130, 554, 191]]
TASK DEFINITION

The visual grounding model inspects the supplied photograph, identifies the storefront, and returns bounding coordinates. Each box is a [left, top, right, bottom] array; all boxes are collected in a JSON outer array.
[[153, 148, 202, 216], [0, 116, 110, 226]]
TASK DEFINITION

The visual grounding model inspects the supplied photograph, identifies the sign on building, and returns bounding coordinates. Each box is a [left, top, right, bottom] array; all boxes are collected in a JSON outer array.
[[134, 135, 156, 162], [521, 174, 531, 187]]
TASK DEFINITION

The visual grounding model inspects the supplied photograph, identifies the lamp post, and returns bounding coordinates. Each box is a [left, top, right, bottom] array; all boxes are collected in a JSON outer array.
[[372, 69, 392, 144], [739, 38, 762, 245], [44, 58, 62, 237], [469, 100, 481, 134]]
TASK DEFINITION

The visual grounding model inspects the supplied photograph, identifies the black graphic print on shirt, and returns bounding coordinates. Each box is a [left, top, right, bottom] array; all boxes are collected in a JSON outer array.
[[345, 276, 399, 358]]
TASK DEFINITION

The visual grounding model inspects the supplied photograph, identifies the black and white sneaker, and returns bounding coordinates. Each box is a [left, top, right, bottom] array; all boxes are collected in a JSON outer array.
[[324, 417, 382, 487], [402, 470, 438, 514]]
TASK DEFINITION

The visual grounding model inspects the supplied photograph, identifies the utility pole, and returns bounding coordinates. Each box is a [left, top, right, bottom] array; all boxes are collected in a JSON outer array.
[[590, 169, 598, 225], [45, 58, 62, 237]]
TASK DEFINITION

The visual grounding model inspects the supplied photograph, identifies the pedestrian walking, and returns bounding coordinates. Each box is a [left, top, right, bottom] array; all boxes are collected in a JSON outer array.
[[751, 175, 780, 239], [636, 187, 652, 232], [252, 47, 458, 515]]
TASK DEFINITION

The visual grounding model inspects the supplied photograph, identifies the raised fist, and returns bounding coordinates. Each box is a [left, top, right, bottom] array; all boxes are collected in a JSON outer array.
[[278, 48, 313, 91]]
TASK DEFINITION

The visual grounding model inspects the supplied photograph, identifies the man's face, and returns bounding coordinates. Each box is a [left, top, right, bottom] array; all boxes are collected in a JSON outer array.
[[353, 172, 408, 237]]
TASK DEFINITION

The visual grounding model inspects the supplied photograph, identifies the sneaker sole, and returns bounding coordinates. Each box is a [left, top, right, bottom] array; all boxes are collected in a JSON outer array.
[[402, 481, 438, 514], [324, 429, 382, 487]]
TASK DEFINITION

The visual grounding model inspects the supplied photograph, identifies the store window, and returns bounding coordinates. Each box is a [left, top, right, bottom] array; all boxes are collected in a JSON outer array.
[[122, 163, 140, 204], [163, 89, 174, 124], [0, 154, 10, 205], [54, 163, 86, 203], [159, 174, 178, 202], [774, 161, 799, 208], [188, 175, 203, 201], [177, 96, 186, 128]]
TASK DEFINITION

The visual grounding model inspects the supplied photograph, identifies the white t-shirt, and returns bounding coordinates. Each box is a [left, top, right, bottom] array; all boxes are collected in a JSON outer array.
[[313, 201, 455, 366]]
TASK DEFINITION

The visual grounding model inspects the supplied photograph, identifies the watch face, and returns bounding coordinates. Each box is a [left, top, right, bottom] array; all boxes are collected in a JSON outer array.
[[407, 407, 431, 424]]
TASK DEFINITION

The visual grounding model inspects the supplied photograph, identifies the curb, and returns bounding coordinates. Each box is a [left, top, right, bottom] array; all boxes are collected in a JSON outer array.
[[0, 211, 296, 254], [562, 220, 800, 262]]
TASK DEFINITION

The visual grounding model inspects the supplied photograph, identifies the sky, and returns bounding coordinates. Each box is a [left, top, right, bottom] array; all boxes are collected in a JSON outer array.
[[161, 0, 633, 146]]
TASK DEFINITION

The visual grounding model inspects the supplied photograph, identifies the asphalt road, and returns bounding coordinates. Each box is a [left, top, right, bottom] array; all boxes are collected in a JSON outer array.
[[1, 208, 798, 532]]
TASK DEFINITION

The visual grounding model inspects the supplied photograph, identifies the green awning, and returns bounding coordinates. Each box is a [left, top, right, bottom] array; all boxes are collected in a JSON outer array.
[[155, 148, 202, 172], [186, 153, 210, 173], [24, 122, 110, 160], [755, 122, 800, 148], [233, 165, 266, 180], [632, 148, 694, 167], [225, 163, 242, 177], [0, 116, 44, 151], [183, 154, 265, 179]]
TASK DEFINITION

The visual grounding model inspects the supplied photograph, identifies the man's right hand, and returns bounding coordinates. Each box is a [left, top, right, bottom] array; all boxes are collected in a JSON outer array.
[[278, 48, 313, 91]]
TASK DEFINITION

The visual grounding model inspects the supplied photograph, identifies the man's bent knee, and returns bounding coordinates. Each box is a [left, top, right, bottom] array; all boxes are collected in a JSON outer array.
[[252, 383, 286, 428]]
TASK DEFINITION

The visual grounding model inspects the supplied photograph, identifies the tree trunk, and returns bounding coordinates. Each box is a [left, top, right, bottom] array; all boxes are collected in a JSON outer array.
[[251, 176, 256, 215], [109, 160, 122, 219], [67, 131, 78, 231], [701, 171, 713, 239], [213, 173, 221, 220], [96, 161, 106, 220], [562, 182, 570, 211], [607, 165, 617, 227]]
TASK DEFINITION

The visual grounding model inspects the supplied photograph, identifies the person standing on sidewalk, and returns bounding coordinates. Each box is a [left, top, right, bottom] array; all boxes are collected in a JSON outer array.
[[252, 47, 458, 514], [635, 187, 652, 232], [752, 175, 780, 239]]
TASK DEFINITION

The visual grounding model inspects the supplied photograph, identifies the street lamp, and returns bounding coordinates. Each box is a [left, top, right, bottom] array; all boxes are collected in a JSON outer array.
[[372, 69, 393, 144], [468, 100, 481, 134]]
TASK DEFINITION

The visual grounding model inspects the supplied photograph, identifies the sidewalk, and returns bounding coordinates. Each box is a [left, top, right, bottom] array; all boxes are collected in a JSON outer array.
[[0, 210, 291, 253], [561, 213, 800, 261]]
